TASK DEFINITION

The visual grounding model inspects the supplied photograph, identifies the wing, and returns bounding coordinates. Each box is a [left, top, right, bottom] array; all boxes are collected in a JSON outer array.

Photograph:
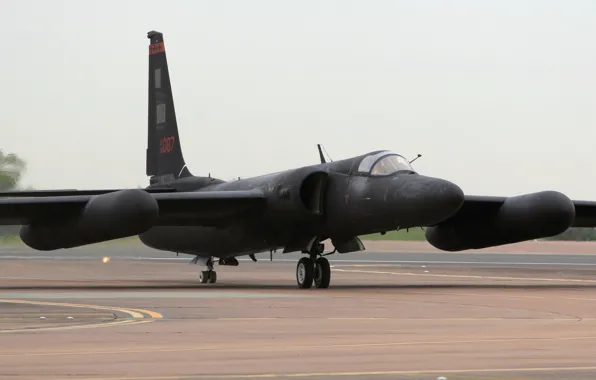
[[566, 200, 596, 227], [447, 195, 596, 227], [0, 188, 267, 226], [0, 188, 176, 197]]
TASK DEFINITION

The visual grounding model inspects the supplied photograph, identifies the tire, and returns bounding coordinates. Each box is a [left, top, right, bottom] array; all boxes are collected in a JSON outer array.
[[199, 271, 209, 284], [296, 257, 314, 289], [314, 257, 331, 289]]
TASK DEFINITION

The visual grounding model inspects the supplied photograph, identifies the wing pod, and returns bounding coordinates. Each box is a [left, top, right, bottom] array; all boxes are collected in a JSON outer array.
[[20, 189, 159, 250], [425, 191, 575, 251]]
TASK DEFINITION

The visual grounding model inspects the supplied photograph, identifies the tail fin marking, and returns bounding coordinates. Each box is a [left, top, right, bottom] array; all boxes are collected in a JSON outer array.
[[146, 30, 192, 184]]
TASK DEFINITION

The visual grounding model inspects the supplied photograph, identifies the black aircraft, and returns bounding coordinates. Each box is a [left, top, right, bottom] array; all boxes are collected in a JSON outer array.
[[2, 30, 596, 289]]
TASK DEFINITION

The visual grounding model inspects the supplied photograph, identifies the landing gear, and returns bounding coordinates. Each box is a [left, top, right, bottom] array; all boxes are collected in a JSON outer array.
[[314, 257, 331, 288], [296, 257, 315, 289], [295, 242, 332, 289], [195, 257, 217, 284], [199, 270, 217, 284]]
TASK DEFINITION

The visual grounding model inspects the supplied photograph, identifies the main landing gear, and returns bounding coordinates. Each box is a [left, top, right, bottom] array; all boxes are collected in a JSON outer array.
[[199, 269, 217, 284], [296, 242, 331, 289], [192, 256, 217, 284]]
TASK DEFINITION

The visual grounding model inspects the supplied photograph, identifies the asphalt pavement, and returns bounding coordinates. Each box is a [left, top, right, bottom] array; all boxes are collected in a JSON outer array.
[[4, 240, 596, 379]]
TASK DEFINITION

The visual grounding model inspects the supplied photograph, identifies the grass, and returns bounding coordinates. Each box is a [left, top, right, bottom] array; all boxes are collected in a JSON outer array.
[[0, 235, 23, 245]]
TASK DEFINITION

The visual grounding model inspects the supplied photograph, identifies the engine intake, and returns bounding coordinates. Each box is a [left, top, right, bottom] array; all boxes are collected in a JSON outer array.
[[21, 189, 159, 251], [299, 171, 328, 215], [265, 167, 329, 223], [425, 191, 575, 251]]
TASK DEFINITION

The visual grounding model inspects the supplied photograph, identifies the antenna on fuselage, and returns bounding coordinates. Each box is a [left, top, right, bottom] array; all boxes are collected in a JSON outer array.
[[409, 154, 422, 164], [317, 144, 326, 163], [317, 144, 333, 164]]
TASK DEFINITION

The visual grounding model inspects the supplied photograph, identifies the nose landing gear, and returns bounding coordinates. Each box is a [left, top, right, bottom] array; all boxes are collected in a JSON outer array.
[[296, 243, 331, 289]]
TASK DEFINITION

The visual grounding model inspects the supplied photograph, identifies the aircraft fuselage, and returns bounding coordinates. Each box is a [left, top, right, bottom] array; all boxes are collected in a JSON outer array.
[[139, 153, 464, 258]]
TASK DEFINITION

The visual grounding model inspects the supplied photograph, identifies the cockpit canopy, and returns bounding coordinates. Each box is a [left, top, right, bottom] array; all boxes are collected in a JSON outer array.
[[356, 151, 414, 176]]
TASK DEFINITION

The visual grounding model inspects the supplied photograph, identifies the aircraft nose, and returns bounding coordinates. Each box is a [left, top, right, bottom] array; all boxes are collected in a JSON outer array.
[[391, 174, 464, 226]]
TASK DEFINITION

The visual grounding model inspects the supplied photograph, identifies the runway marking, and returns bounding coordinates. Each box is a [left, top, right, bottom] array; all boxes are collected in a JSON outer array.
[[189, 316, 595, 322], [49, 365, 596, 379], [0, 319, 154, 334], [216, 317, 278, 321], [0, 313, 112, 316], [332, 268, 596, 283], [5, 334, 596, 357], [0, 299, 163, 333], [326, 317, 593, 321], [332, 260, 596, 266]]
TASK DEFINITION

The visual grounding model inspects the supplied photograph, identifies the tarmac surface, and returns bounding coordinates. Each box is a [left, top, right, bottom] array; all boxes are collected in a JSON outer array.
[[3, 241, 596, 379]]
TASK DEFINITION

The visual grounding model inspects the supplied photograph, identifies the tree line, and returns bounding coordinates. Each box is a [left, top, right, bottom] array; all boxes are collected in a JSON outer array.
[[544, 227, 596, 241], [0, 150, 26, 237], [1, 149, 595, 241]]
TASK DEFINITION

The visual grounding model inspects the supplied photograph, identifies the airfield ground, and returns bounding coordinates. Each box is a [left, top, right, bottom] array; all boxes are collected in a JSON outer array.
[[2, 240, 596, 379]]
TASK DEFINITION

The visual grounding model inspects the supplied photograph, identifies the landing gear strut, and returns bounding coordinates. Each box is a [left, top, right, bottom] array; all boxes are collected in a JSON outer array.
[[296, 243, 331, 289], [198, 257, 217, 284]]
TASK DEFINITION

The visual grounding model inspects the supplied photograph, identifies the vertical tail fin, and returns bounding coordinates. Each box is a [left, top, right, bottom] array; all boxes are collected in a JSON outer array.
[[146, 30, 192, 185]]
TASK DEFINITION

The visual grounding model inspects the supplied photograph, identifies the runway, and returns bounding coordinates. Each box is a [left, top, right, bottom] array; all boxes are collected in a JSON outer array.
[[5, 242, 596, 268], [2, 241, 596, 379]]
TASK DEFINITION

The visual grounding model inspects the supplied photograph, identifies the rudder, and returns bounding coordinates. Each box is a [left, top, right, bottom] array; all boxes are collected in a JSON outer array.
[[146, 30, 192, 185]]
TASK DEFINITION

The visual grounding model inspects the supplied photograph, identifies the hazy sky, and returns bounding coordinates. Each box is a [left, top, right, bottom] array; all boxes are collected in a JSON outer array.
[[2, 0, 595, 199]]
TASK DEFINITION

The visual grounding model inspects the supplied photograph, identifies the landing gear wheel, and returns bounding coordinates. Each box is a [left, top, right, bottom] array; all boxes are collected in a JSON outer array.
[[208, 271, 217, 284], [199, 271, 209, 283], [296, 257, 314, 289], [314, 257, 331, 289]]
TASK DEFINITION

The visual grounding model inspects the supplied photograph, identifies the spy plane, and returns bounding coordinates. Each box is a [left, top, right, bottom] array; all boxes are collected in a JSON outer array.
[[2, 30, 596, 289]]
